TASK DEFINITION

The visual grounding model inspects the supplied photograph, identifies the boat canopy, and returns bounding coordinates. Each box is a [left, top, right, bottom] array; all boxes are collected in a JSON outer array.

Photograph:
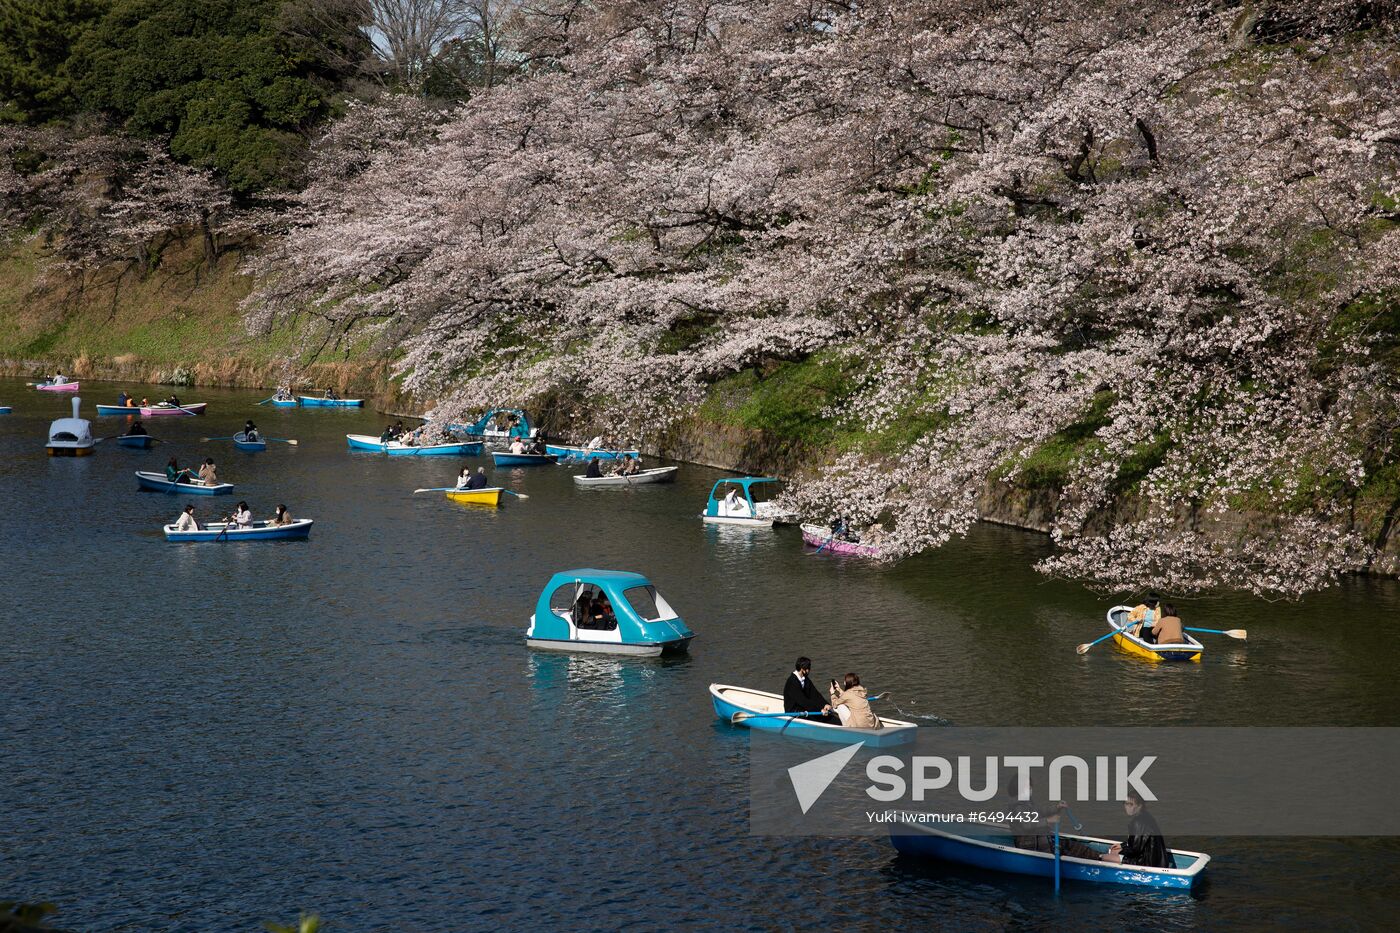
[[704, 477, 780, 517], [48, 417, 92, 443], [531, 569, 691, 646], [461, 408, 533, 437]]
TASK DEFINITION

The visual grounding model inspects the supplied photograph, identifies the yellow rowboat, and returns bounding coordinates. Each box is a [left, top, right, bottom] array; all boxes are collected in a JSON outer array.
[[445, 486, 504, 506], [1106, 606, 1203, 663]]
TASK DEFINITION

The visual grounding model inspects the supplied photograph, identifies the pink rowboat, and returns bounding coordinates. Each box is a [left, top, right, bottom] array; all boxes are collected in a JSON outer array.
[[800, 522, 882, 558], [36, 381, 80, 392], [141, 402, 207, 416]]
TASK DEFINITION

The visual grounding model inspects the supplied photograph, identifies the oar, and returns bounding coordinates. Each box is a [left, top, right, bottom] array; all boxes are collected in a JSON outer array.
[[501, 489, 530, 500], [262, 437, 298, 445], [256, 395, 277, 405], [814, 531, 836, 554], [201, 435, 237, 442], [730, 710, 824, 724], [1076, 622, 1134, 655], [1054, 822, 1062, 894], [413, 487, 459, 493], [1185, 626, 1247, 641]]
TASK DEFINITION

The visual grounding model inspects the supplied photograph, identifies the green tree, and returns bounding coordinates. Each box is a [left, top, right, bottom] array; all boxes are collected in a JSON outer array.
[[0, 0, 108, 123]]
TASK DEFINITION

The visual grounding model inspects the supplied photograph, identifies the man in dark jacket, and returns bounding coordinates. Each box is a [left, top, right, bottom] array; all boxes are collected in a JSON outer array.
[[783, 657, 837, 724], [465, 467, 490, 490]]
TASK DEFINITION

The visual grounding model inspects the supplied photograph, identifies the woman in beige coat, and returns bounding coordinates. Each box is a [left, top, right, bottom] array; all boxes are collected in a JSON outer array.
[[829, 673, 882, 729]]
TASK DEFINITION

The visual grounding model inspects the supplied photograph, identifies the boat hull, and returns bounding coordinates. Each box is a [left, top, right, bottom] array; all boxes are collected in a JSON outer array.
[[0, 406, 11, 414], [889, 823, 1209, 889], [526, 635, 692, 656], [116, 435, 154, 448], [545, 444, 640, 461], [298, 396, 363, 407], [709, 684, 916, 747], [47, 444, 95, 456], [573, 466, 678, 486], [95, 404, 143, 416], [702, 514, 775, 527], [492, 452, 558, 466], [36, 382, 79, 392], [345, 434, 483, 455], [141, 403, 207, 417], [269, 398, 299, 408], [800, 523, 880, 557], [1106, 607, 1203, 662], [233, 433, 267, 452], [135, 470, 233, 495], [445, 487, 504, 506], [165, 519, 313, 541]]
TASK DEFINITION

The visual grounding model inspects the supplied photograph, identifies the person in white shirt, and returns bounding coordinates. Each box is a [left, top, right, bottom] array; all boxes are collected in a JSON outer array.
[[230, 501, 253, 527], [456, 467, 471, 489], [174, 505, 198, 532], [586, 435, 603, 449], [510, 437, 527, 454]]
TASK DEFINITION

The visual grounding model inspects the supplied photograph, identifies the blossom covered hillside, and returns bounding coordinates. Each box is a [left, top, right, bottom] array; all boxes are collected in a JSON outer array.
[[246, 0, 1400, 596]]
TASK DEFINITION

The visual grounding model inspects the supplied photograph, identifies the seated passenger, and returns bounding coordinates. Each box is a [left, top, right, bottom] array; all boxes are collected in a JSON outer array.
[[529, 437, 547, 455], [597, 597, 617, 630], [125, 419, 147, 436], [175, 505, 199, 532], [271, 504, 294, 526], [1150, 603, 1185, 645], [465, 467, 489, 490], [198, 458, 218, 486], [1100, 789, 1173, 868], [456, 467, 471, 490], [380, 426, 394, 443], [118, 391, 131, 406], [586, 435, 604, 449], [243, 420, 259, 442], [783, 657, 838, 724], [510, 437, 527, 454], [585, 459, 603, 479], [571, 592, 594, 628], [828, 673, 882, 729], [326, 388, 340, 400]]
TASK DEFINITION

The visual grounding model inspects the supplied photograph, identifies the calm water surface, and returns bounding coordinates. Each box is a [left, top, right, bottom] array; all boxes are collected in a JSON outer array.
[[2, 379, 1398, 931]]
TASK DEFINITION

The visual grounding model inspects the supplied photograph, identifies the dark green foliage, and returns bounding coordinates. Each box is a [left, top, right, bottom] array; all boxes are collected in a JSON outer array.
[[1, 0, 368, 193], [0, 0, 107, 123]]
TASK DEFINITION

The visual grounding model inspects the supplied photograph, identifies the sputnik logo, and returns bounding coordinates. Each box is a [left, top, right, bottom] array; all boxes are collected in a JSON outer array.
[[787, 743, 863, 814]]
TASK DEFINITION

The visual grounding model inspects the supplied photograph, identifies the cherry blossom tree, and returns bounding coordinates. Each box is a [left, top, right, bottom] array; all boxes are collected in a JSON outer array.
[[246, 0, 1400, 596]]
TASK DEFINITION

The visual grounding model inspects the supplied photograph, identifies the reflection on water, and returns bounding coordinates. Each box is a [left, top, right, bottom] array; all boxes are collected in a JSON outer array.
[[2, 378, 1399, 929]]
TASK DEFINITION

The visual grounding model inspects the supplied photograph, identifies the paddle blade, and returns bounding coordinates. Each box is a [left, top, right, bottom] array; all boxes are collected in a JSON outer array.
[[412, 488, 433, 494], [283, 439, 299, 446], [1075, 643, 1093, 655], [1226, 628, 1247, 640], [512, 492, 529, 499], [730, 712, 751, 723]]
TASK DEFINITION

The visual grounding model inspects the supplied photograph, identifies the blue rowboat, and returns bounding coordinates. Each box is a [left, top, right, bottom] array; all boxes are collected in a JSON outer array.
[[527, 569, 695, 656], [492, 451, 558, 466], [0, 406, 11, 414], [95, 404, 143, 416], [116, 434, 154, 448], [888, 822, 1210, 889], [345, 433, 483, 456], [164, 518, 314, 542], [545, 443, 640, 461], [233, 432, 267, 452], [269, 398, 298, 408], [709, 683, 916, 747], [135, 470, 233, 495], [299, 396, 363, 407]]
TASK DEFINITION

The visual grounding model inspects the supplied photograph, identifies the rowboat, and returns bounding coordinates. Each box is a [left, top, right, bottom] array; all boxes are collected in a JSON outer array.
[[345, 434, 483, 456], [1106, 606, 1204, 662], [135, 470, 233, 495], [298, 396, 363, 407], [573, 466, 679, 487], [492, 451, 557, 466], [233, 432, 267, 452], [164, 519, 314, 542], [800, 523, 881, 557], [141, 402, 207, 416], [116, 434, 154, 448], [701, 477, 778, 527], [709, 684, 916, 747], [527, 569, 695, 656], [95, 404, 143, 415], [47, 398, 97, 456], [0, 406, 11, 414], [888, 822, 1210, 889], [445, 486, 504, 506], [544, 443, 640, 461], [35, 381, 79, 392], [269, 398, 299, 408]]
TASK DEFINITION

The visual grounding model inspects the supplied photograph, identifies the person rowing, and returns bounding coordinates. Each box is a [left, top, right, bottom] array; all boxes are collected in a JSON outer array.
[[166, 393, 182, 408], [118, 391, 131, 407], [1014, 805, 1104, 861], [166, 457, 196, 485], [1147, 603, 1185, 645], [326, 387, 340, 400], [230, 501, 253, 528], [529, 436, 547, 455], [51, 370, 65, 386], [1126, 593, 1161, 637], [783, 657, 838, 724], [510, 437, 527, 454], [124, 419, 147, 436], [585, 458, 603, 479], [243, 420, 259, 442], [464, 466, 489, 490], [174, 504, 199, 532], [271, 504, 294, 526]]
